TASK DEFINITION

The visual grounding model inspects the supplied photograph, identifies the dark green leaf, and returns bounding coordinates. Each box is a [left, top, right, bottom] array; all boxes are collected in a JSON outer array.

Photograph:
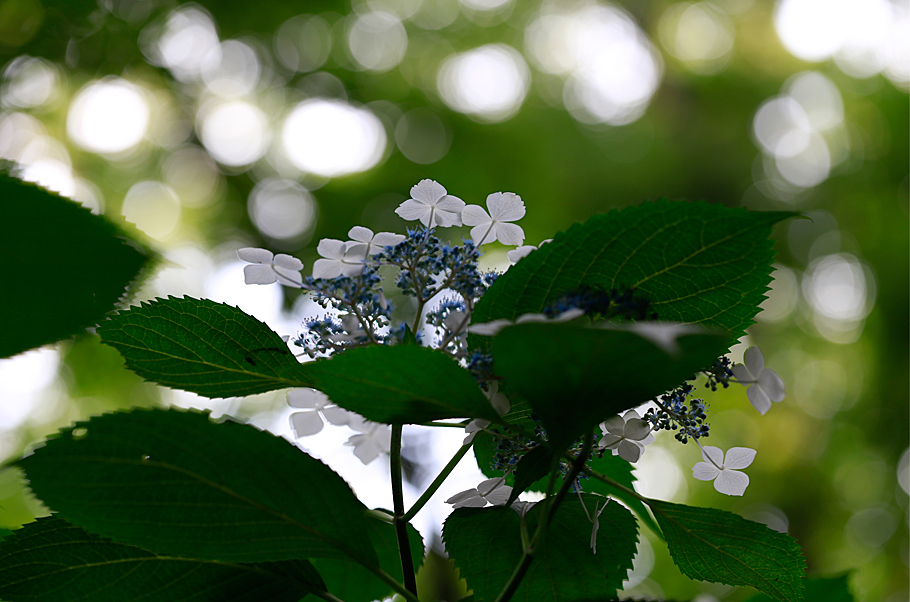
[[491, 322, 728, 447], [97, 296, 315, 398], [313, 510, 424, 602], [650, 500, 805, 602], [746, 573, 853, 602], [17, 408, 378, 566], [472, 201, 794, 348], [443, 495, 638, 602], [0, 517, 327, 602], [0, 175, 152, 358], [506, 445, 556, 507], [302, 344, 498, 423]]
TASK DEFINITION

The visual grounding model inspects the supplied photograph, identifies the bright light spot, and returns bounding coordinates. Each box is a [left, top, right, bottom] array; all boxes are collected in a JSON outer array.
[[757, 264, 799, 322], [0, 111, 44, 161], [659, 2, 735, 74], [162, 145, 221, 208], [410, 0, 460, 30], [347, 12, 408, 72], [846, 506, 898, 549], [147, 245, 215, 299], [526, 4, 661, 125], [437, 44, 529, 122], [773, 133, 830, 188], [148, 6, 221, 82], [0, 348, 60, 431], [743, 504, 790, 533], [395, 107, 450, 164], [248, 178, 317, 241], [785, 71, 844, 131], [202, 40, 261, 97], [282, 99, 387, 177], [122, 181, 182, 240], [19, 159, 75, 198], [802, 253, 874, 323], [461, 0, 512, 12], [199, 100, 270, 167], [67, 79, 150, 154], [753, 97, 813, 157], [633, 444, 686, 501], [898, 448, 909, 496], [622, 537, 655, 589], [274, 15, 332, 73], [205, 258, 288, 334], [1, 56, 58, 108]]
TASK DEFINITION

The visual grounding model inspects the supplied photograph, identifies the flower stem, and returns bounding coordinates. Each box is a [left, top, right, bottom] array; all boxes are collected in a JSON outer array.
[[402, 441, 472, 522], [390, 423, 418, 596]]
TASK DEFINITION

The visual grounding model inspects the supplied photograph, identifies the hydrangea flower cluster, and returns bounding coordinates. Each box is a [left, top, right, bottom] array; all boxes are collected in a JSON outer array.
[[238, 179, 786, 501]]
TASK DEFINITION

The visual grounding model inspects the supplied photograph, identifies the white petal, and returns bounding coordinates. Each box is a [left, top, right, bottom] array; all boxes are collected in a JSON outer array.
[[700, 445, 725, 466], [476, 477, 506, 497], [321, 405, 350, 426], [237, 247, 273, 264], [639, 432, 655, 446], [435, 195, 465, 213], [452, 496, 487, 509], [621, 322, 704, 356], [290, 411, 324, 437], [445, 489, 480, 505], [348, 226, 374, 243], [507, 245, 536, 264], [316, 238, 347, 260], [312, 258, 343, 279], [552, 308, 586, 322], [617, 440, 643, 463], [692, 461, 720, 481], [722, 447, 756, 470], [272, 265, 303, 286], [486, 192, 525, 222], [432, 208, 462, 228], [461, 205, 491, 227], [339, 260, 365, 277], [243, 264, 277, 285], [599, 434, 622, 449], [744, 346, 765, 374], [713, 469, 749, 496], [601, 416, 626, 436], [492, 222, 525, 247], [273, 254, 304, 271], [287, 388, 327, 409], [410, 179, 446, 203], [759, 369, 786, 402], [490, 391, 510, 416], [731, 363, 754, 383], [623, 419, 652, 441], [466, 319, 512, 336], [622, 410, 643, 420], [483, 485, 513, 505], [349, 436, 382, 464], [469, 223, 494, 245], [746, 385, 772, 415], [395, 199, 432, 223], [372, 232, 406, 247]]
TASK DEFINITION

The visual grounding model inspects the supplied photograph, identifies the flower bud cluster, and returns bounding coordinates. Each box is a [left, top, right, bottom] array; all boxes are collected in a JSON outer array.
[[645, 383, 711, 443], [543, 284, 657, 322]]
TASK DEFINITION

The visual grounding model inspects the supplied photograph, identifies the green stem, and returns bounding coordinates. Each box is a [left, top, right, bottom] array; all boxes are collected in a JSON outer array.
[[402, 441, 472, 522], [390, 424, 418, 596]]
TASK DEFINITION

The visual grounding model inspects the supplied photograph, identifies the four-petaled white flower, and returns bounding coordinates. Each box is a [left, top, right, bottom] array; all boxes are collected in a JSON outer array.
[[461, 192, 526, 246], [345, 226, 405, 258], [312, 238, 365, 279], [466, 308, 585, 336], [731, 346, 786, 415], [345, 415, 392, 465], [692, 445, 756, 496], [445, 477, 513, 508], [597, 410, 655, 463], [395, 179, 465, 227], [237, 248, 303, 286], [288, 388, 350, 437]]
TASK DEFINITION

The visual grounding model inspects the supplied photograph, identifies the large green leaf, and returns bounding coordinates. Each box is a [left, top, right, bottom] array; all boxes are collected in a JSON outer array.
[[472, 201, 794, 348], [443, 495, 637, 602], [17, 408, 378, 566], [97, 296, 315, 398], [0, 175, 152, 358], [302, 344, 498, 423], [0, 517, 327, 602], [491, 321, 728, 447], [746, 573, 853, 602], [650, 500, 805, 602]]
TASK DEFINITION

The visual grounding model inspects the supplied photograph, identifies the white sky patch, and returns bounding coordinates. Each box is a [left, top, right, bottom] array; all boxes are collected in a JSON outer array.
[[248, 178, 318, 241], [347, 11, 408, 72], [67, 79, 150, 154], [198, 100, 270, 167], [437, 44, 530, 122], [282, 99, 387, 177]]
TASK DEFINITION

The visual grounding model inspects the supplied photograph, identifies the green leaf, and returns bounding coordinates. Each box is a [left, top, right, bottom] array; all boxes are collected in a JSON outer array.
[[0, 517, 327, 602], [302, 344, 498, 423], [17, 408, 378, 566], [443, 495, 638, 602], [491, 322, 728, 446], [313, 510, 424, 602], [650, 500, 806, 602], [746, 573, 853, 602], [0, 175, 152, 359], [97, 296, 315, 398], [472, 200, 794, 348], [506, 445, 556, 507]]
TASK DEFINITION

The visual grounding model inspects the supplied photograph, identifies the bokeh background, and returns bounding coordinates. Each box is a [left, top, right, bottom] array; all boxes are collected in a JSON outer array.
[[0, 0, 907, 600]]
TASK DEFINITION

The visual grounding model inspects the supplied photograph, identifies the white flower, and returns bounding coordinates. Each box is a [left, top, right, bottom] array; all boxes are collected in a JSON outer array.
[[237, 248, 303, 286], [345, 226, 405, 258], [692, 445, 756, 496], [288, 388, 350, 437], [731, 346, 786, 415], [345, 415, 392, 464], [445, 477, 513, 508], [312, 238, 364, 279], [466, 308, 585, 336], [461, 192, 526, 246], [597, 410, 655, 463], [506, 239, 552, 264], [395, 179, 465, 227]]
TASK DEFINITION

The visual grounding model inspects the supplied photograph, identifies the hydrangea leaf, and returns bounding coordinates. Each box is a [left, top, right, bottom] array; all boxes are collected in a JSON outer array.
[[650, 500, 806, 602], [746, 573, 853, 602], [0, 175, 152, 359], [506, 445, 556, 507], [491, 321, 728, 448], [97, 296, 316, 398], [17, 408, 378, 566], [313, 511, 424, 602], [301, 345, 498, 423], [443, 495, 637, 602], [0, 517, 327, 602], [473, 200, 795, 349]]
